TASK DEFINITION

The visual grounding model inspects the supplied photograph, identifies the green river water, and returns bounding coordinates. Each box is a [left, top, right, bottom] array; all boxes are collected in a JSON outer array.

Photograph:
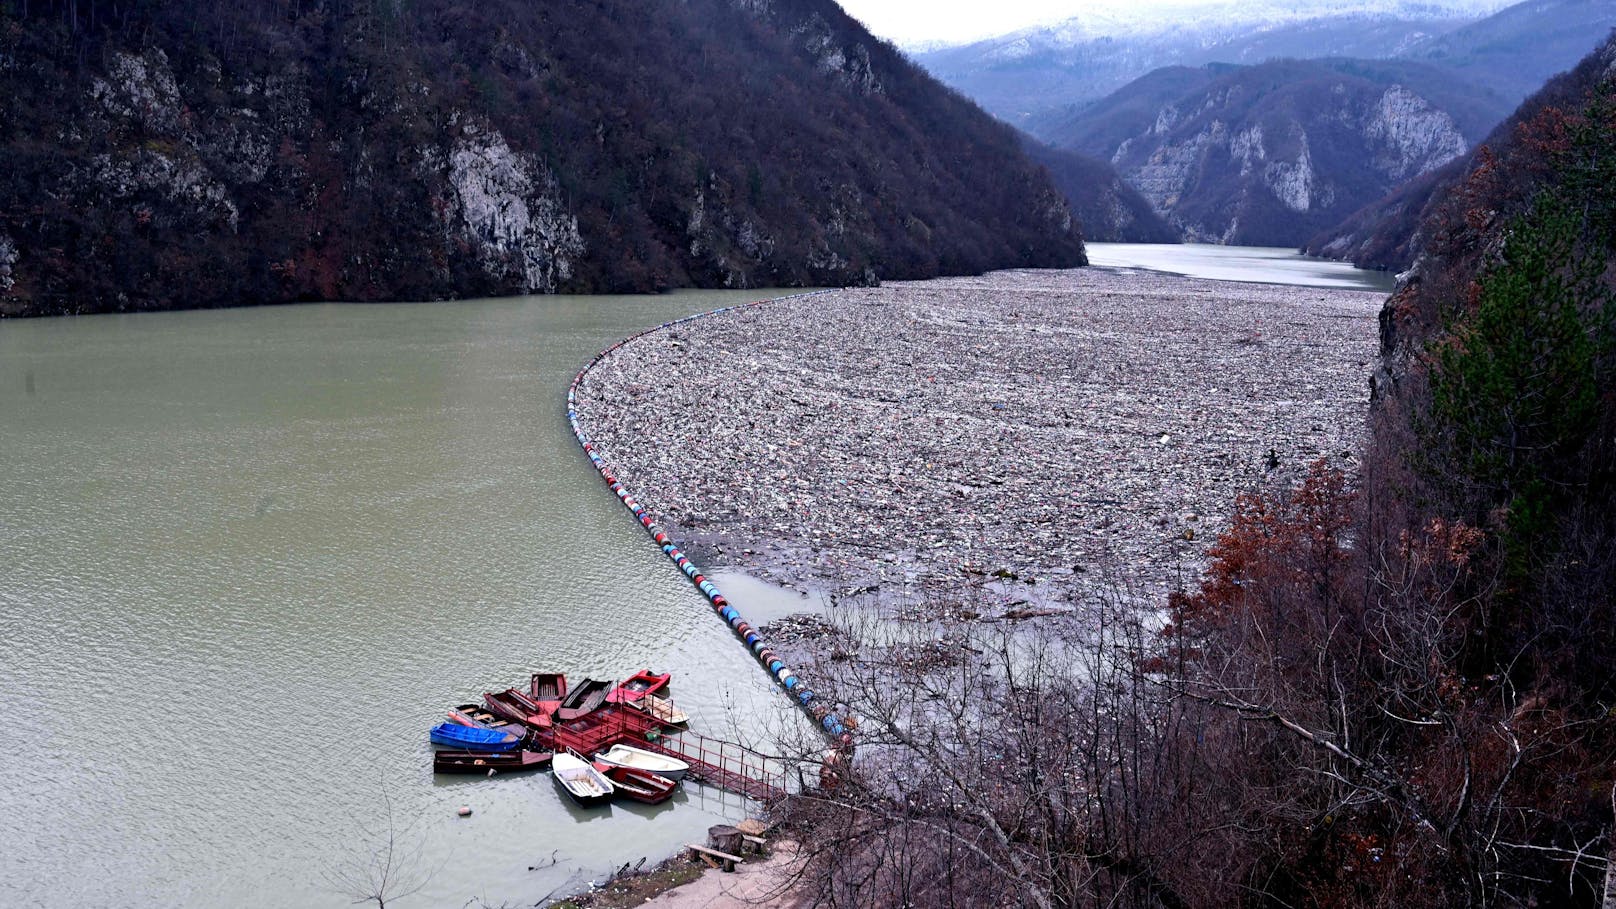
[[0, 291, 823, 908]]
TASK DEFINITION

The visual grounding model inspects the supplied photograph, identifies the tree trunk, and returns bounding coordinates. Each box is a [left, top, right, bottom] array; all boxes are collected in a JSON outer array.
[[708, 824, 743, 857]]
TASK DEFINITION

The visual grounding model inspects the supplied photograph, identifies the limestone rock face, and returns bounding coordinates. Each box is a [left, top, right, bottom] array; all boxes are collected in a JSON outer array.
[[1305, 33, 1616, 272], [1364, 86, 1468, 181], [441, 121, 584, 294], [1052, 58, 1507, 246], [0, 234, 17, 295]]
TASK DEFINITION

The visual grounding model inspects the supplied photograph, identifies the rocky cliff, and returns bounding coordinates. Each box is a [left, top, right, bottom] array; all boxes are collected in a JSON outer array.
[[1019, 138, 1179, 243], [0, 0, 1083, 317], [1307, 25, 1616, 271], [1042, 58, 1509, 246], [1371, 34, 1616, 393]]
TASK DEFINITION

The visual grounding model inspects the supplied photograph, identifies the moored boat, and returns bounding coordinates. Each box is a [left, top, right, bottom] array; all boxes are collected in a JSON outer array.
[[529, 672, 567, 718], [596, 763, 678, 804], [605, 669, 671, 704], [555, 678, 612, 721], [552, 750, 614, 806], [430, 722, 521, 752], [434, 749, 552, 775], [632, 692, 689, 726], [448, 703, 504, 728], [593, 743, 689, 782], [484, 688, 555, 729]]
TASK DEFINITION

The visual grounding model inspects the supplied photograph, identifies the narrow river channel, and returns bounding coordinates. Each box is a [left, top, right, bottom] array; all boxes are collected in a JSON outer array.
[[0, 248, 1388, 908]]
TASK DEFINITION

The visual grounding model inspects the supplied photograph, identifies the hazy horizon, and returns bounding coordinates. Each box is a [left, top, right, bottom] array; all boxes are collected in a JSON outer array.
[[837, 0, 1517, 48]]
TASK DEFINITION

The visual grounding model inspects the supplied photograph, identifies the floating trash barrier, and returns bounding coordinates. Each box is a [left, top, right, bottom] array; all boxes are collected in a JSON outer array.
[[568, 292, 849, 741]]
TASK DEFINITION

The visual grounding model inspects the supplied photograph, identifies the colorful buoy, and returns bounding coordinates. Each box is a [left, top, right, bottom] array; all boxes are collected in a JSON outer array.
[[566, 290, 847, 740]]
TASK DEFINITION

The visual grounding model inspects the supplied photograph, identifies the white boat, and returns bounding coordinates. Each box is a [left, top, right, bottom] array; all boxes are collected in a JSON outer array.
[[632, 693, 689, 726], [593, 743, 690, 782], [552, 751, 614, 806]]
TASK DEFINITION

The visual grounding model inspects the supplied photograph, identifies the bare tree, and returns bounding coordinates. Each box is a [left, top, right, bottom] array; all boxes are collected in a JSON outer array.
[[323, 785, 437, 909]]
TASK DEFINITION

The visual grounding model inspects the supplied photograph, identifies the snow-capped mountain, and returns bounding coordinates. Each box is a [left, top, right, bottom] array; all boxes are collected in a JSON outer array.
[[982, 0, 1514, 50], [914, 0, 1517, 125]]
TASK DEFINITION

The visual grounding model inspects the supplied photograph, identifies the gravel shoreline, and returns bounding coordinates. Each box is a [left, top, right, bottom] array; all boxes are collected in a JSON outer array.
[[574, 267, 1384, 612]]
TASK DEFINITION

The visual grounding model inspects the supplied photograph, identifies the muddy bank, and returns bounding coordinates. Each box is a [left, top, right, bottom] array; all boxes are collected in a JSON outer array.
[[573, 268, 1383, 608]]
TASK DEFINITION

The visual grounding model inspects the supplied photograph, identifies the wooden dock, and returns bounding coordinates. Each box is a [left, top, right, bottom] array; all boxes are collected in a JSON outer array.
[[531, 705, 788, 802], [643, 733, 788, 801]]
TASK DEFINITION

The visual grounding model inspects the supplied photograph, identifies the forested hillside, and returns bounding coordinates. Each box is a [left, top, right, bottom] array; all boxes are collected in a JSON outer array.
[[0, 0, 1083, 317]]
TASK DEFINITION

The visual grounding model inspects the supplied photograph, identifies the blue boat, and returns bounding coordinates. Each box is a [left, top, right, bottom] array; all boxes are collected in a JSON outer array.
[[430, 722, 521, 752]]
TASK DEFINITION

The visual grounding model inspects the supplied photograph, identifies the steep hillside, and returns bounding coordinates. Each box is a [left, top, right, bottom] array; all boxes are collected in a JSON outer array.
[[1307, 24, 1616, 269], [1019, 138, 1178, 243], [0, 0, 1083, 317], [1300, 159, 1464, 268], [1140, 37, 1616, 907], [1046, 58, 1510, 245], [1404, 0, 1616, 102], [1375, 36, 1616, 391], [1033, 65, 1223, 160], [915, 0, 1502, 127]]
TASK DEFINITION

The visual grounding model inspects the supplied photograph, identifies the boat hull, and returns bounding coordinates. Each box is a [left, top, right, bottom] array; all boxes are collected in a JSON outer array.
[[606, 670, 670, 704], [594, 743, 689, 782], [430, 722, 521, 752], [434, 750, 552, 775], [484, 689, 555, 730], [552, 752, 614, 806], [530, 672, 567, 716], [599, 764, 678, 804], [555, 678, 611, 721], [633, 693, 689, 726]]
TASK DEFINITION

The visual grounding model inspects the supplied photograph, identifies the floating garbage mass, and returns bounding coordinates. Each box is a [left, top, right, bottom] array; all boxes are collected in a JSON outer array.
[[567, 292, 850, 742]]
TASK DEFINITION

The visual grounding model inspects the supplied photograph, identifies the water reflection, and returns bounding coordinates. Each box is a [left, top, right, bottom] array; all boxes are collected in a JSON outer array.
[[1086, 242, 1397, 292]]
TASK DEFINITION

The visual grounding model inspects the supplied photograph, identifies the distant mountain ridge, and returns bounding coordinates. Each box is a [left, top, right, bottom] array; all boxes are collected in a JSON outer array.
[[1306, 22, 1616, 269], [1040, 57, 1510, 246], [916, 0, 1613, 130], [0, 0, 1084, 317]]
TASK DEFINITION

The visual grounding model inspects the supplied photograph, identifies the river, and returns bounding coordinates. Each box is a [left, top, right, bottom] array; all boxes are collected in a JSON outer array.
[[1086, 242, 1397, 292], [0, 246, 1387, 908], [0, 292, 824, 909]]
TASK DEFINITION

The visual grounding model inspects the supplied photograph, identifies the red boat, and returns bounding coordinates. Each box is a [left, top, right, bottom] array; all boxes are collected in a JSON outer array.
[[484, 688, 556, 729], [555, 678, 612, 721], [595, 762, 679, 804], [434, 749, 552, 775], [529, 672, 567, 721], [605, 670, 670, 705]]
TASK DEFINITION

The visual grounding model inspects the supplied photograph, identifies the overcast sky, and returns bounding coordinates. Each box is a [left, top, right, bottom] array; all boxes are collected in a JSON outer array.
[[835, 0, 1508, 47], [835, 1, 1087, 46]]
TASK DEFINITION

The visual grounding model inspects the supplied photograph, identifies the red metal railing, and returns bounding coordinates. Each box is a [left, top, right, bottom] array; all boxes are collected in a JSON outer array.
[[528, 704, 789, 801], [641, 730, 788, 801]]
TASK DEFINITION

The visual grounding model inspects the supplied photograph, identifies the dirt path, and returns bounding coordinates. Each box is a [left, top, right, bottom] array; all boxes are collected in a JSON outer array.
[[638, 842, 804, 908]]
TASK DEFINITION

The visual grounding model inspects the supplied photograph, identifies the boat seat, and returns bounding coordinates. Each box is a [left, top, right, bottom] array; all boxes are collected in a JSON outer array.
[[686, 843, 745, 872]]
